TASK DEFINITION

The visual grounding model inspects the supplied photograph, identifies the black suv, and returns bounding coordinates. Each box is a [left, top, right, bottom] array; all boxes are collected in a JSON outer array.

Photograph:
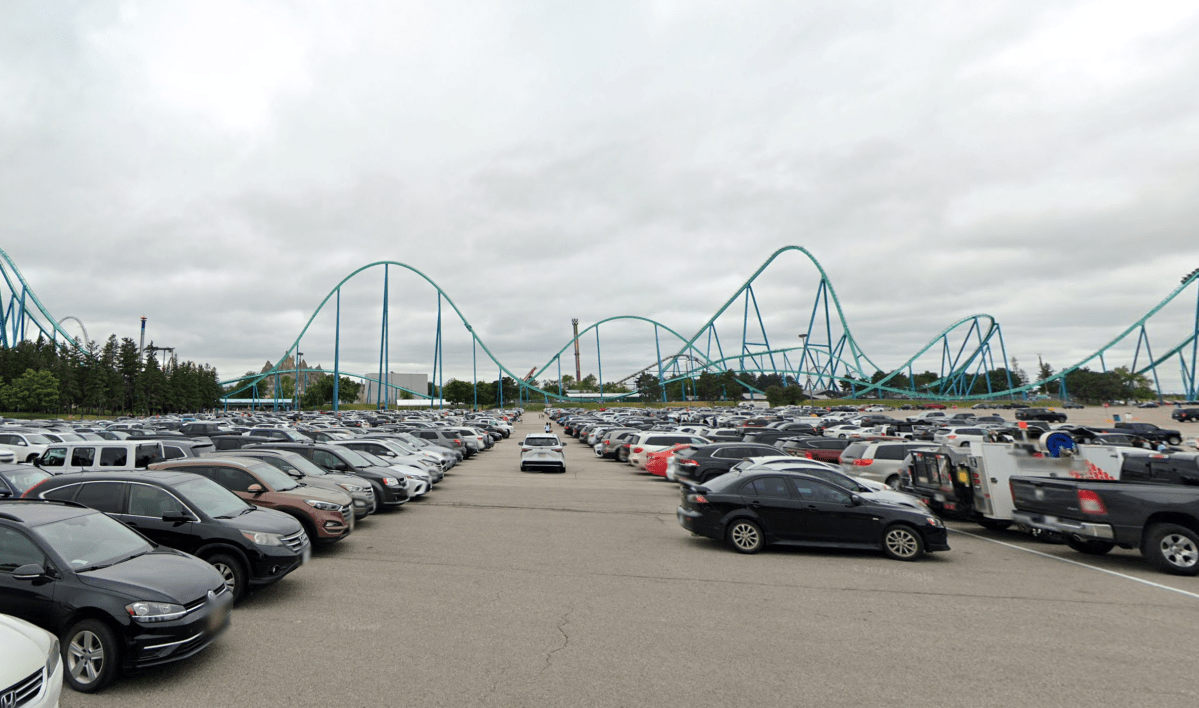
[[1014, 407, 1067, 423], [671, 443, 785, 484], [1172, 408, 1199, 423], [1113, 422, 1184, 445], [25, 471, 309, 601], [247, 442, 410, 509], [0, 500, 232, 692]]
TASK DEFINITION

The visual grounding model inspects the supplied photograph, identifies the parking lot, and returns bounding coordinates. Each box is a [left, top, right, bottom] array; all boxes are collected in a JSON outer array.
[[62, 415, 1199, 708]]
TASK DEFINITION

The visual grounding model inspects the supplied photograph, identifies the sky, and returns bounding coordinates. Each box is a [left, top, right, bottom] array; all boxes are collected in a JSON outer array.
[[3, 0, 1199, 394]]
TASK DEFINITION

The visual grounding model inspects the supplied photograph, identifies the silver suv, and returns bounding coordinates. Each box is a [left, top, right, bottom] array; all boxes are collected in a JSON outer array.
[[839, 440, 937, 488]]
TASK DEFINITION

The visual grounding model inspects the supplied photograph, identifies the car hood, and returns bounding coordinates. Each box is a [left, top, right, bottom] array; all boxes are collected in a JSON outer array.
[[860, 491, 930, 512], [319, 472, 373, 489], [78, 549, 223, 605], [221, 507, 304, 535], [0, 614, 54, 677], [281, 484, 351, 505]]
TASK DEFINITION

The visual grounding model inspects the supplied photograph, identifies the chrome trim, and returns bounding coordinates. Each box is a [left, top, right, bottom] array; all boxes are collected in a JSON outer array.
[[143, 632, 203, 651]]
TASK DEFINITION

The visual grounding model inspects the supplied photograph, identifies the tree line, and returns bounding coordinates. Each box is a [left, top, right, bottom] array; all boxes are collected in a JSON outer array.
[[0, 335, 224, 415]]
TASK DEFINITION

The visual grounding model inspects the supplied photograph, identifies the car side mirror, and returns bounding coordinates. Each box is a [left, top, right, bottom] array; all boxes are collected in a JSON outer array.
[[247, 484, 265, 494], [848, 494, 863, 506], [0, 489, 9, 498], [162, 510, 192, 523], [12, 564, 47, 581]]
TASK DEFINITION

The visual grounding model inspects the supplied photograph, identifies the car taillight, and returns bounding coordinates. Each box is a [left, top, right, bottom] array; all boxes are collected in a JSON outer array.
[[679, 459, 698, 466], [852, 459, 872, 466], [1077, 489, 1108, 515], [522, 448, 531, 452], [633, 447, 644, 454], [687, 494, 708, 504], [454, 439, 461, 444], [803, 451, 815, 459], [602, 440, 609, 445]]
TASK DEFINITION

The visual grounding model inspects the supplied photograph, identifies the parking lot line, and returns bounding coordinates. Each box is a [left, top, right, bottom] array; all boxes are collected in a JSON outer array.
[[951, 528, 1199, 601]]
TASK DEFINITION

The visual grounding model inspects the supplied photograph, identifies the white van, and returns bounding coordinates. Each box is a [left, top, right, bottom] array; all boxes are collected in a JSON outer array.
[[35, 441, 165, 474]]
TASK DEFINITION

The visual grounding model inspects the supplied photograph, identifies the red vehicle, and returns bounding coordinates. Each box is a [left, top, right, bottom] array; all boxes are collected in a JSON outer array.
[[645, 444, 694, 477], [920, 403, 947, 410]]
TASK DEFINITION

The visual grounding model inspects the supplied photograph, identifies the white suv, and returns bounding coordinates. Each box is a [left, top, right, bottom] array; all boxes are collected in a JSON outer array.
[[0, 432, 53, 463], [520, 435, 565, 473]]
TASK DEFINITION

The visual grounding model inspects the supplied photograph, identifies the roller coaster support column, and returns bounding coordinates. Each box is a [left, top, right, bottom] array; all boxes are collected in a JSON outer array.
[[472, 336, 478, 410], [597, 327, 604, 405], [378, 265, 388, 410], [557, 356, 563, 399], [655, 324, 666, 403], [332, 289, 340, 413], [498, 361, 503, 409]]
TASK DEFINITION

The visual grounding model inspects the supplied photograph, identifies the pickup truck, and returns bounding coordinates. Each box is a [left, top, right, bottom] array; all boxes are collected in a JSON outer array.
[[1113, 422, 1183, 445], [1015, 407, 1067, 423], [1011, 452, 1199, 575]]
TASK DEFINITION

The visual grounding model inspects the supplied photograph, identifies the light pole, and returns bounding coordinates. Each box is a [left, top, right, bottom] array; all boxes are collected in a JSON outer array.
[[796, 333, 808, 392]]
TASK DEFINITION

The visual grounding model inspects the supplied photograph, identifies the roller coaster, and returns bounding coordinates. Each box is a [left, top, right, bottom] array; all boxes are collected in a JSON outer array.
[[1, 245, 1196, 409]]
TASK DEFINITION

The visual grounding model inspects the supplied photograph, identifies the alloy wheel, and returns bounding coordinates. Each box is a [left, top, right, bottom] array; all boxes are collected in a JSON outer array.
[[884, 528, 919, 558], [1160, 534, 1198, 569], [68, 630, 105, 685]]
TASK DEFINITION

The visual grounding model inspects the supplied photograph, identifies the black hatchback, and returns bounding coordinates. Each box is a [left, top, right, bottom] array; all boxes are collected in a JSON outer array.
[[676, 470, 949, 561], [0, 500, 232, 693], [24, 471, 309, 601]]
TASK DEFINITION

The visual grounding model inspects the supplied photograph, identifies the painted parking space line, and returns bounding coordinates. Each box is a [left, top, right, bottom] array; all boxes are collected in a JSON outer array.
[[951, 528, 1199, 602]]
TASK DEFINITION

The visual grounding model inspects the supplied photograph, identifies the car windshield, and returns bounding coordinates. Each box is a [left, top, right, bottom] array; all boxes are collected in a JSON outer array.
[[52, 433, 85, 442], [334, 448, 373, 468], [244, 462, 299, 491], [38, 512, 153, 571], [523, 438, 559, 447], [271, 453, 329, 476], [25, 435, 53, 445], [175, 476, 251, 519], [355, 450, 392, 467], [3, 469, 52, 493]]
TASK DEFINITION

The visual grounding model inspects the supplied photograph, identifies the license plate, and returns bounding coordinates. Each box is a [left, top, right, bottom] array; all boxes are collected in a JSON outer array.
[[207, 599, 231, 632], [301, 546, 312, 565]]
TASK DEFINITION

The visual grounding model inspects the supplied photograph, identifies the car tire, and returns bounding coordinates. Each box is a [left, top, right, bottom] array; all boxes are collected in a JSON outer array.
[[1065, 536, 1115, 555], [977, 518, 1013, 531], [885, 475, 900, 490], [62, 618, 120, 693], [1167, 435, 1182, 445], [881, 524, 924, 561], [208, 552, 248, 602], [726, 519, 764, 554], [1144, 523, 1199, 576], [520, 464, 526, 471]]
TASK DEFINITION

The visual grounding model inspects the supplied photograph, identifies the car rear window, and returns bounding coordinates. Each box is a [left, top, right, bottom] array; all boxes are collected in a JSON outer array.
[[875, 445, 909, 460], [842, 442, 869, 459], [645, 436, 693, 446]]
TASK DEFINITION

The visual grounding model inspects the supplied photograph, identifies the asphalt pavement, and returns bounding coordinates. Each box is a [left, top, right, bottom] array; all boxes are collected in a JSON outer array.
[[64, 415, 1199, 708]]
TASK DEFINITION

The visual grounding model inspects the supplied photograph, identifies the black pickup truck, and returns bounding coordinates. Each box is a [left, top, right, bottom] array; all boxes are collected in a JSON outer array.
[[1014, 407, 1067, 423], [1113, 421, 1183, 445], [1172, 408, 1199, 423], [1011, 452, 1199, 575]]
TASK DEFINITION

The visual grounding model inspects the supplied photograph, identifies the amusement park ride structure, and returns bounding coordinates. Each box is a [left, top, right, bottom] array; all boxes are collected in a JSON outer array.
[[0, 246, 1196, 410]]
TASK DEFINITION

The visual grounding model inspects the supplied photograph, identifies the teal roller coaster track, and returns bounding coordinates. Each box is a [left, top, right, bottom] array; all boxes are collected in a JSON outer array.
[[2, 245, 1196, 408]]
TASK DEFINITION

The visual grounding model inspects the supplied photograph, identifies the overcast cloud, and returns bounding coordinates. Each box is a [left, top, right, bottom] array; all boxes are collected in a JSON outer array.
[[3, 0, 1199, 392]]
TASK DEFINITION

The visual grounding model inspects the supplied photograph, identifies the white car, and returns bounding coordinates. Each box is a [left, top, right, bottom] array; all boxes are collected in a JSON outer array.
[[521, 435, 565, 472], [932, 426, 989, 447], [626, 433, 711, 470], [0, 432, 53, 463], [0, 613, 63, 708]]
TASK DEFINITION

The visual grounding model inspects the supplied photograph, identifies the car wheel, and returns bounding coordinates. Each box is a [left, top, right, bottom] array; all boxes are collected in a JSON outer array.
[[62, 618, 119, 693], [977, 518, 1013, 531], [208, 552, 248, 602], [1145, 523, 1199, 576], [1065, 536, 1115, 555], [25, 453, 38, 463], [559, 466, 566, 474], [1168, 435, 1182, 445], [882, 524, 924, 561], [885, 475, 900, 490], [726, 519, 764, 554]]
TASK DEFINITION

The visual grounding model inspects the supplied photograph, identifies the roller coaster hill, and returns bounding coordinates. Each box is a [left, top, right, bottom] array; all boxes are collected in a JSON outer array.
[[1, 246, 1197, 410]]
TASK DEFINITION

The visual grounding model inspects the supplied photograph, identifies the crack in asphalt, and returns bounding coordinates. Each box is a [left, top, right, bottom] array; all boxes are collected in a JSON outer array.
[[422, 501, 667, 516], [541, 604, 575, 674]]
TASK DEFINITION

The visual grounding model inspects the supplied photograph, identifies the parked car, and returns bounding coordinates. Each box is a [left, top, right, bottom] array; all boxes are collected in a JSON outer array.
[[148, 458, 353, 544], [0, 612, 63, 706], [1114, 422, 1184, 445], [0, 432, 55, 463], [626, 433, 711, 470], [247, 442, 410, 509], [0, 464, 52, 499], [215, 449, 377, 518], [520, 435, 565, 472], [668, 442, 785, 484], [1014, 408, 1067, 423], [1172, 408, 1199, 423], [775, 437, 851, 463], [23, 470, 310, 600], [0, 500, 232, 692], [675, 470, 949, 559], [840, 440, 939, 488], [34, 441, 165, 475]]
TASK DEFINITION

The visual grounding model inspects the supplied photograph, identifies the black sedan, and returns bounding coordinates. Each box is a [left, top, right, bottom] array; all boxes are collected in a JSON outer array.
[[0, 464, 52, 499], [0, 500, 231, 692], [676, 470, 949, 560]]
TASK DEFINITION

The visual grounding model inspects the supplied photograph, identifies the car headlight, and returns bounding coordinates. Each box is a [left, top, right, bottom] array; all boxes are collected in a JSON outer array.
[[305, 499, 342, 511], [382, 477, 401, 487], [240, 530, 285, 546], [46, 637, 60, 675], [925, 516, 944, 527], [126, 601, 187, 623], [337, 483, 366, 493]]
